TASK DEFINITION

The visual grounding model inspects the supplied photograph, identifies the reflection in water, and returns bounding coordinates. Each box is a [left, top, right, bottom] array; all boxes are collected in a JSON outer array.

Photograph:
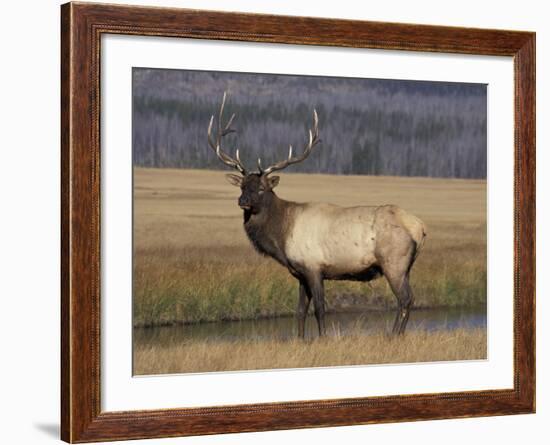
[[134, 307, 486, 347]]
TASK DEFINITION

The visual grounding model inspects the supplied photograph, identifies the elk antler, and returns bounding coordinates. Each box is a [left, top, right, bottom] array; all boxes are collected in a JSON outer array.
[[208, 92, 247, 175], [258, 109, 320, 175]]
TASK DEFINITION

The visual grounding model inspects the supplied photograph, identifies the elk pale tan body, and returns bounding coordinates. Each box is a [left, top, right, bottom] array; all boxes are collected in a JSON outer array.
[[286, 203, 425, 281], [208, 93, 427, 337]]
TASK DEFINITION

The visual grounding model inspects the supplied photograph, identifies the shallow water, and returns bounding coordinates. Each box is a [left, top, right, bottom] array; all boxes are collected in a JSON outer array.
[[134, 307, 486, 346]]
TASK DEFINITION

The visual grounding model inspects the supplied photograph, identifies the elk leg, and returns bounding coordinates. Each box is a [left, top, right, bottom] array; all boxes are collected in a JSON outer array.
[[398, 278, 414, 334], [297, 280, 311, 339], [399, 302, 412, 335], [392, 307, 402, 335], [305, 273, 326, 337], [386, 274, 414, 336]]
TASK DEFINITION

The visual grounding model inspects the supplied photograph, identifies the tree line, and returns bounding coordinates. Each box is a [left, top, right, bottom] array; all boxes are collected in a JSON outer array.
[[132, 68, 487, 179]]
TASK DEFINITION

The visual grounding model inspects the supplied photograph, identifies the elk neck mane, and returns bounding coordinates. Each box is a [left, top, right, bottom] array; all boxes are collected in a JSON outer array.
[[242, 191, 297, 266]]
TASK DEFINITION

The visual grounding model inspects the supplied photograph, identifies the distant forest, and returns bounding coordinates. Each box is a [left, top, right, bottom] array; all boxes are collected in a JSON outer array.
[[132, 68, 487, 179]]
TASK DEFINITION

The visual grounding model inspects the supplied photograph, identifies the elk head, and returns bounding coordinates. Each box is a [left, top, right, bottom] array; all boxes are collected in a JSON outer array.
[[208, 92, 320, 214]]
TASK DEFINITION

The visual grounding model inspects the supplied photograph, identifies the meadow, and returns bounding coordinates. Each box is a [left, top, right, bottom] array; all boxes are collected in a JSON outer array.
[[134, 328, 487, 375], [133, 167, 487, 328]]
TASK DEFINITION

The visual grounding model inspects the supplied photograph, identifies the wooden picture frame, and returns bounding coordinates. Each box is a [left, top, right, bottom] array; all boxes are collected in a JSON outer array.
[[61, 2, 535, 442]]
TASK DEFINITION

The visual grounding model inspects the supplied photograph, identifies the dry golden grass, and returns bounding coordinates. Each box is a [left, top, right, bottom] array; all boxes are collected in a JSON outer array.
[[134, 328, 487, 374], [133, 168, 486, 327]]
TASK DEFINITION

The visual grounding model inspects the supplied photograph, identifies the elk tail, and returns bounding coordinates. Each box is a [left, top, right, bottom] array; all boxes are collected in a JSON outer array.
[[413, 222, 427, 263]]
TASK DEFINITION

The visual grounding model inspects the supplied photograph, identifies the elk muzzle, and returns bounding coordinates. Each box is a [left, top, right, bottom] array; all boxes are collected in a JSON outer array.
[[238, 196, 252, 210]]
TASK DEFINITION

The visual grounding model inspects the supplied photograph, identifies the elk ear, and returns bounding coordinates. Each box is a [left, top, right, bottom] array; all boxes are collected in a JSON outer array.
[[267, 175, 280, 189], [225, 174, 243, 187]]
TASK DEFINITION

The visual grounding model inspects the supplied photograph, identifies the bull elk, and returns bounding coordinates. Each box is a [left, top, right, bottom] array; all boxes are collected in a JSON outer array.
[[207, 92, 427, 337]]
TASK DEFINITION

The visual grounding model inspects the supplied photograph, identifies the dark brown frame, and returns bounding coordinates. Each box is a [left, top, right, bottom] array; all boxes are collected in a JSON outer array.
[[61, 2, 536, 442]]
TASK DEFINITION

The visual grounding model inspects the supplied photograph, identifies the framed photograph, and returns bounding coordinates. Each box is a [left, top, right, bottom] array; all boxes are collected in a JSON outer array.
[[61, 2, 535, 442]]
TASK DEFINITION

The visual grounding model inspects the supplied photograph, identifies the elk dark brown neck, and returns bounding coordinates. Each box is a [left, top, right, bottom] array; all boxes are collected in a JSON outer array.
[[243, 191, 295, 268]]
